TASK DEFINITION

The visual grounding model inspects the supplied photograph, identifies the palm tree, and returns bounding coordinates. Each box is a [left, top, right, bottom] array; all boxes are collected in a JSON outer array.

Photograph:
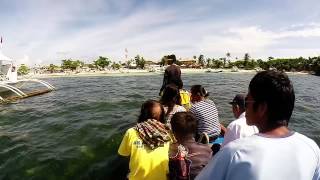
[[125, 59, 133, 68], [244, 53, 250, 61], [244, 53, 250, 68], [198, 55, 205, 67], [226, 52, 231, 67], [206, 58, 211, 68], [226, 52, 231, 61], [268, 56, 274, 61], [222, 58, 226, 68]]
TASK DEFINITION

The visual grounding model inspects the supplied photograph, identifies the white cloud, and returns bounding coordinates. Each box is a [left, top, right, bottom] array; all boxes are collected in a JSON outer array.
[[199, 25, 320, 59], [1, 1, 320, 65], [200, 27, 274, 56], [16, 55, 30, 65], [15, 55, 43, 66], [277, 27, 320, 38]]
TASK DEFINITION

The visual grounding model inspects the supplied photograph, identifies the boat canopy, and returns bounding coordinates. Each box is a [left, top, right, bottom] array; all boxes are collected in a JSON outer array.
[[0, 50, 12, 62]]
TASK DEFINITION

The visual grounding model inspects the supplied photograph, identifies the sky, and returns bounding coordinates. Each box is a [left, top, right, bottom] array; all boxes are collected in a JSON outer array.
[[1, 0, 320, 66]]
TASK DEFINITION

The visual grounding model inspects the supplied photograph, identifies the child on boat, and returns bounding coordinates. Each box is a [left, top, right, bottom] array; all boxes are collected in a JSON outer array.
[[169, 112, 212, 180]]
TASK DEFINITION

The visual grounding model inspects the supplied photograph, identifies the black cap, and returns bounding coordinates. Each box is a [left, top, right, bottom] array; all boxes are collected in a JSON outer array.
[[229, 94, 245, 109]]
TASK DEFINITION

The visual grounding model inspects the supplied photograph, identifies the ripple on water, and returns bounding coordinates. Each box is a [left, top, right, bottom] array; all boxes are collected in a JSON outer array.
[[0, 73, 319, 179]]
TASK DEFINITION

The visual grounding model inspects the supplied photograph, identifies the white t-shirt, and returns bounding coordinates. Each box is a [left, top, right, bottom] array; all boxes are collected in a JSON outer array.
[[222, 112, 259, 147], [196, 132, 320, 180]]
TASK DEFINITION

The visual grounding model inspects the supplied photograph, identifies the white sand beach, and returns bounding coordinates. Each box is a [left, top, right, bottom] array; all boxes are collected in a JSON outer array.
[[20, 68, 308, 79]]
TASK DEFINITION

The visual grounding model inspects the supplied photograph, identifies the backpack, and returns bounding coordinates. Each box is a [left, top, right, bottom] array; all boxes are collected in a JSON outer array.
[[169, 144, 192, 180]]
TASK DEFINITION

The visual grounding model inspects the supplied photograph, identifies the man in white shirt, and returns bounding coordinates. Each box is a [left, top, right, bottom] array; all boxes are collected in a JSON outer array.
[[222, 94, 258, 147], [196, 70, 320, 180]]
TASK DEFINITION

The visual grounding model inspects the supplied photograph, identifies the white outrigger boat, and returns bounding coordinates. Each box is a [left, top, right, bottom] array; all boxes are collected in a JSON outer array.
[[0, 50, 55, 102]]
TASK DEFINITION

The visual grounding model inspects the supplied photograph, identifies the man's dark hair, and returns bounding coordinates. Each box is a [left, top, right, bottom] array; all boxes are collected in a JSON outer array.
[[229, 94, 246, 112], [175, 79, 183, 89], [249, 70, 295, 126], [138, 100, 165, 123], [171, 112, 197, 136], [160, 84, 181, 118], [167, 54, 177, 64], [191, 85, 209, 97]]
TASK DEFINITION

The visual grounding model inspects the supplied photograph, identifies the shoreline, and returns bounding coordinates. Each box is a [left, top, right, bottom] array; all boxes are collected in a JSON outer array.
[[20, 68, 310, 79]]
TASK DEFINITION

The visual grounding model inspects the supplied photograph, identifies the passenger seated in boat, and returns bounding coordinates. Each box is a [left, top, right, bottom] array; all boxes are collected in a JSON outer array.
[[222, 94, 258, 147], [196, 70, 320, 180], [189, 85, 221, 142], [169, 112, 212, 180], [118, 100, 172, 180], [160, 84, 186, 126]]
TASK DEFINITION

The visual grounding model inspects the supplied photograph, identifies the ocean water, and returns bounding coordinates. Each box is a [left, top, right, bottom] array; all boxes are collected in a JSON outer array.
[[0, 73, 319, 179]]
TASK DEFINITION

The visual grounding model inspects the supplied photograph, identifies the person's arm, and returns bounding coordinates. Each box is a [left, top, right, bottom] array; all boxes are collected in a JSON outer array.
[[220, 123, 227, 136], [313, 145, 320, 180], [221, 124, 237, 147], [118, 129, 131, 157], [117, 129, 132, 179], [160, 69, 169, 95], [115, 155, 130, 179]]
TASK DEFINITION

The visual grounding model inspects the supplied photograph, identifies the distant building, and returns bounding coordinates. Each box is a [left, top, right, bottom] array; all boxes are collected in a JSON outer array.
[[131, 62, 137, 68], [145, 60, 157, 65], [179, 59, 197, 68]]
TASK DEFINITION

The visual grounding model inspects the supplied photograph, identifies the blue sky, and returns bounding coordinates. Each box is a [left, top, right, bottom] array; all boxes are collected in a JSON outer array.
[[1, 0, 320, 65]]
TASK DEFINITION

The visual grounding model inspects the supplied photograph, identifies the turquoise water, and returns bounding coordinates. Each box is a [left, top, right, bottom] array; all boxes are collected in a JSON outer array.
[[0, 73, 319, 179]]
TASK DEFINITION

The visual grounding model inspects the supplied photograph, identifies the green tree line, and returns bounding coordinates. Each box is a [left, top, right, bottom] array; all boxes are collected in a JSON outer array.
[[201, 54, 320, 75], [18, 54, 320, 76]]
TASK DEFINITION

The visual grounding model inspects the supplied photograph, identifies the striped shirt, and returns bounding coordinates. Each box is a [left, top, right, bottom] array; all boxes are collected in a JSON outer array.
[[190, 99, 220, 137]]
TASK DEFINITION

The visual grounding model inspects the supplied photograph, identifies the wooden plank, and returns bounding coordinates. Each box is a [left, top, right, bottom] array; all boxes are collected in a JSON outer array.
[[1, 89, 53, 103]]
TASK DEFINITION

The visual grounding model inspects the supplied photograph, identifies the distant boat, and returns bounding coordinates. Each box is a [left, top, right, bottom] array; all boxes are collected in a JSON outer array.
[[0, 50, 55, 102], [205, 68, 212, 73], [255, 67, 263, 72], [231, 66, 239, 72], [206, 68, 223, 73], [148, 67, 156, 72]]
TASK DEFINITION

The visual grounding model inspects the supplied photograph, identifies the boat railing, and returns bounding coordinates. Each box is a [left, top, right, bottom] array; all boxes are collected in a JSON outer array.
[[17, 79, 55, 90], [0, 84, 27, 97], [0, 78, 55, 103]]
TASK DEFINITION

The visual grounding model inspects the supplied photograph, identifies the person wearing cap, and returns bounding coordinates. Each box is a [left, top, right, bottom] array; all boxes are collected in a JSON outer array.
[[159, 54, 182, 96], [189, 85, 221, 142], [221, 94, 259, 147]]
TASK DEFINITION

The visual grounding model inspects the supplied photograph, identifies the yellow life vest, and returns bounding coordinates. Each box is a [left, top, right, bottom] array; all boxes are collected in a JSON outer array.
[[180, 89, 191, 110]]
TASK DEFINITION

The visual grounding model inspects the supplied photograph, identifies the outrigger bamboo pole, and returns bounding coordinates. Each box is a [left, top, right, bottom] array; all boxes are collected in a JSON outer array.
[[1, 89, 52, 103]]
